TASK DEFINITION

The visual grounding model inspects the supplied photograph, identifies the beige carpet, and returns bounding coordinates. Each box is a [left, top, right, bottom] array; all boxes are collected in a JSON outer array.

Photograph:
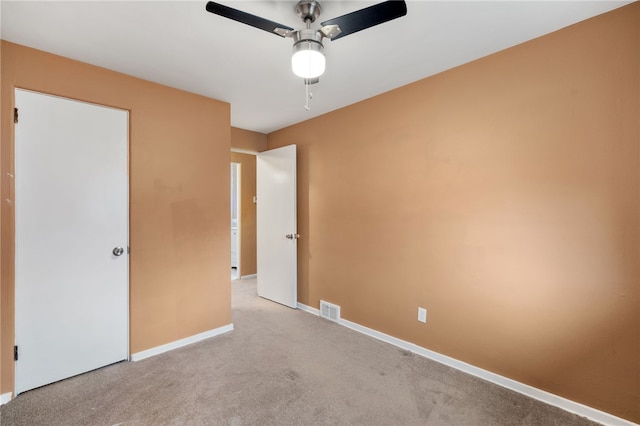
[[1, 278, 600, 426]]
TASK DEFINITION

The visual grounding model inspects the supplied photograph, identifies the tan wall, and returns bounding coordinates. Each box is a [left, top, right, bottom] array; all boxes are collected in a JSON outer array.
[[1, 42, 232, 394], [231, 127, 267, 153], [268, 4, 640, 422], [231, 152, 257, 276]]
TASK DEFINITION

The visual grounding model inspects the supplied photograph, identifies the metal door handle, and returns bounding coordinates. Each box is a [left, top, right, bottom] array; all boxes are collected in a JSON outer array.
[[285, 234, 300, 240], [112, 247, 124, 256]]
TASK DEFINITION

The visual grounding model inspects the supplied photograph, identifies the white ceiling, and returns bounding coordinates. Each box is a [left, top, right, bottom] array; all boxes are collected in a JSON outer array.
[[1, 1, 633, 134]]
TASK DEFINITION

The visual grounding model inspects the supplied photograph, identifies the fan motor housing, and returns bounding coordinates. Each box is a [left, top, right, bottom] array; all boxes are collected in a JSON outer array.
[[293, 28, 324, 47], [296, 0, 322, 23]]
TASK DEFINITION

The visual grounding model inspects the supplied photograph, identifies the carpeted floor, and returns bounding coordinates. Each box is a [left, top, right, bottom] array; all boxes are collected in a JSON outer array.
[[1, 278, 600, 426]]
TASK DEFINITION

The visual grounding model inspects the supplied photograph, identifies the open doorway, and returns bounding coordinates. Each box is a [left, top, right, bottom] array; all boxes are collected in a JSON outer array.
[[231, 162, 240, 280], [230, 150, 259, 281]]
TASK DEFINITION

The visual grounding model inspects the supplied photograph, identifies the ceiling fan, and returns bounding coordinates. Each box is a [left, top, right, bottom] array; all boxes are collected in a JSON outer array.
[[205, 1, 407, 83]]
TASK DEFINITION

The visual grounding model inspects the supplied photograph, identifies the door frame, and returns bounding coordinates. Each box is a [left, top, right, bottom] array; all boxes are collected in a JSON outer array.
[[231, 161, 241, 278]]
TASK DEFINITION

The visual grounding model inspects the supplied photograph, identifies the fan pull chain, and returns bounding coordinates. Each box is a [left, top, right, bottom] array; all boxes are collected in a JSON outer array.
[[304, 80, 313, 111]]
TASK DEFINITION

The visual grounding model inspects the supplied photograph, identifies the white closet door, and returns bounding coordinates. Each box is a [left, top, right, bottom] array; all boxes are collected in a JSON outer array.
[[14, 89, 129, 395]]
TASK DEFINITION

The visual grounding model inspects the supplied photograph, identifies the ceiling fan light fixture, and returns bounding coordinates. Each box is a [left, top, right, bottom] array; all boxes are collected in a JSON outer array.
[[292, 43, 325, 79], [206, 0, 409, 82], [291, 30, 325, 79]]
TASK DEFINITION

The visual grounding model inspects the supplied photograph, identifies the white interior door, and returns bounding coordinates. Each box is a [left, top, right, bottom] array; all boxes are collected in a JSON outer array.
[[256, 144, 297, 308], [14, 89, 129, 395]]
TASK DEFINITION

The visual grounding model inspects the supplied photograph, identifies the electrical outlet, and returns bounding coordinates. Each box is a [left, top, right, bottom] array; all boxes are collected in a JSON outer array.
[[418, 307, 427, 323]]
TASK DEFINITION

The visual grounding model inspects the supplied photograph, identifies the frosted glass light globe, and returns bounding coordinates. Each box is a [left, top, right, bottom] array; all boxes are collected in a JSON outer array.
[[292, 44, 325, 79]]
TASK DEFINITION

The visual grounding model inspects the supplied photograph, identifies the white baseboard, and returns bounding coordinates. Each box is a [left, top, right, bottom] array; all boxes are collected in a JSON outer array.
[[297, 302, 319, 316], [241, 274, 257, 280], [297, 303, 636, 426], [1, 392, 12, 405], [131, 323, 234, 362]]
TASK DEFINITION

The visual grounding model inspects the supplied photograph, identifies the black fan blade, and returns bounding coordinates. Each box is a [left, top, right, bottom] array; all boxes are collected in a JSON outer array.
[[205, 2, 294, 37], [320, 1, 407, 41]]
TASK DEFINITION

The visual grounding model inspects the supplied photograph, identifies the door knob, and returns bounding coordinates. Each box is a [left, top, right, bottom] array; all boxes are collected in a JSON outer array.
[[285, 234, 300, 240], [112, 247, 124, 256]]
